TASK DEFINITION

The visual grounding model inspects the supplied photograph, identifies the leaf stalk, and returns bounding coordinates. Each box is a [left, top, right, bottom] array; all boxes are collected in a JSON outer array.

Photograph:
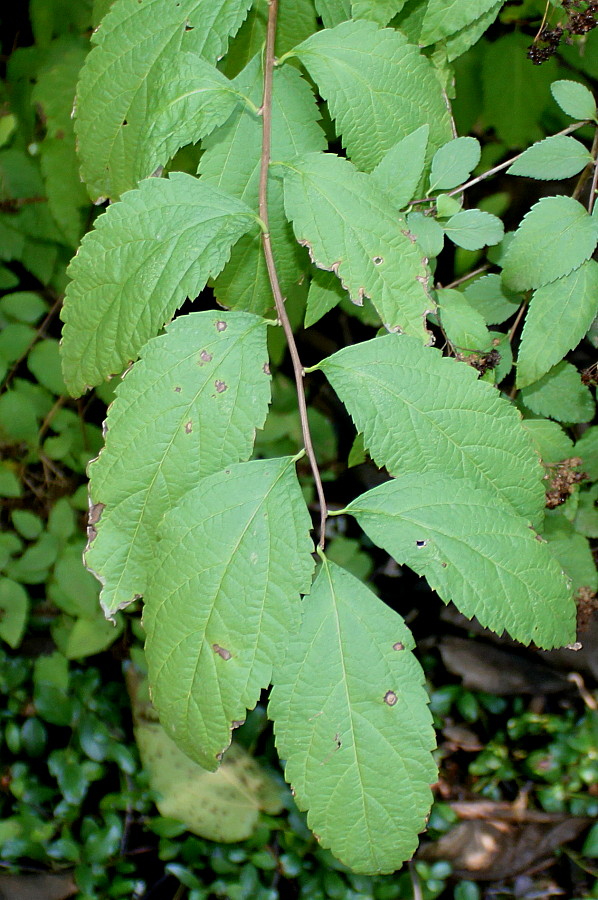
[[258, 0, 328, 549]]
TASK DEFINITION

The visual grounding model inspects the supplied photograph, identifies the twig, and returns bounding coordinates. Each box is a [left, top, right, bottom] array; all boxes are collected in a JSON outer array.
[[441, 264, 490, 290], [408, 860, 424, 900], [1, 293, 63, 391], [508, 301, 528, 345], [258, 0, 328, 549], [587, 129, 598, 214], [411, 121, 589, 206]]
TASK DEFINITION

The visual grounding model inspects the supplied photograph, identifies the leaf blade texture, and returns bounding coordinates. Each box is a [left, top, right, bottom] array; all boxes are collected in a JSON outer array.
[[347, 475, 576, 649], [75, 0, 254, 199], [442, 209, 504, 251], [520, 361, 595, 423], [290, 19, 452, 172], [270, 559, 436, 874], [319, 333, 546, 526], [420, 0, 504, 45], [144, 457, 314, 770], [550, 79, 597, 121], [371, 125, 430, 211], [507, 135, 592, 181], [501, 196, 598, 292], [199, 56, 326, 314], [351, 0, 408, 26], [429, 137, 481, 191], [314, 0, 352, 27], [61, 172, 257, 396], [282, 152, 433, 340], [87, 311, 272, 616], [135, 52, 242, 183], [517, 259, 598, 388]]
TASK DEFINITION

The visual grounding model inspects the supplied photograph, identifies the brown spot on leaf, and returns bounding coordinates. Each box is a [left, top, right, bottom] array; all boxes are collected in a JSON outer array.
[[199, 350, 213, 365], [393, 642, 405, 652], [232, 720, 245, 730], [263, 362, 270, 374], [384, 690, 398, 706], [174, 385, 181, 392], [215, 380, 227, 393], [401, 229, 417, 244], [216, 320, 227, 331], [184, 421, 192, 433], [213, 643, 231, 660], [89, 502, 105, 526], [372, 256, 383, 265]]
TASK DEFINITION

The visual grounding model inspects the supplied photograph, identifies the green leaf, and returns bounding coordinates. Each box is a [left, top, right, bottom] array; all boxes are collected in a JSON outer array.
[[135, 53, 242, 182], [12, 511, 43, 540], [318, 334, 546, 526], [282, 152, 433, 340], [544, 516, 598, 592], [507, 135, 592, 181], [435, 193, 463, 218], [551, 79, 597, 121], [370, 125, 429, 210], [270, 559, 436, 874], [443, 210, 504, 251], [347, 474, 576, 649], [520, 361, 595, 423], [305, 271, 346, 328], [75, 0, 254, 199], [136, 725, 284, 842], [463, 274, 520, 326], [144, 457, 314, 769], [443, 1, 503, 62], [351, 0, 407, 26], [429, 138, 481, 191], [574, 484, 598, 538], [501, 196, 598, 292], [0, 578, 29, 649], [289, 19, 452, 172], [61, 173, 257, 396], [522, 419, 574, 465], [436, 288, 492, 353], [200, 57, 325, 315], [64, 615, 124, 659], [313, 0, 351, 27], [576, 427, 598, 480], [516, 260, 598, 388], [420, 0, 504, 45], [87, 311, 271, 615], [28, 340, 67, 396], [405, 212, 445, 259]]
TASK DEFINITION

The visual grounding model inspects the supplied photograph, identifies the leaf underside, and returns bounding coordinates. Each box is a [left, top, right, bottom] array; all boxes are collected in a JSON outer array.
[[319, 333, 546, 527], [60, 172, 257, 396], [283, 152, 433, 340], [347, 474, 576, 649], [144, 457, 314, 770], [270, 559, 436, 874], [87, 311, 272, 616]]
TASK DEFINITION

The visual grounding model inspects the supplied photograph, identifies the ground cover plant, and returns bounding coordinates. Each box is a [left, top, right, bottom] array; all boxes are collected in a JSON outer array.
[[1, 0, 598, 896]]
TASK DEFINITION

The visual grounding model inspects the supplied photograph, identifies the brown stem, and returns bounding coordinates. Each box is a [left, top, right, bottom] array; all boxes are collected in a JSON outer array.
[[258, 0, 328, 549]]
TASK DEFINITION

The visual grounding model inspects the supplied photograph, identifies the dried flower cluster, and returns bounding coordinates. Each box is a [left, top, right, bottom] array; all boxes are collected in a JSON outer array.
[[528, 0, 598, 64]]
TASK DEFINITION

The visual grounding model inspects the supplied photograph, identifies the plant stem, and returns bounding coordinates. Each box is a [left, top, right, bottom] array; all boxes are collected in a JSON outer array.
[[411, 121, 589, 206], [258, 0, 328, 549]]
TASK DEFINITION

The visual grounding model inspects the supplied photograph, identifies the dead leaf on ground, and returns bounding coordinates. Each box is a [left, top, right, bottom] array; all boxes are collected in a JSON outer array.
[[439, 636, 571, 695], [419, 810, 589, 880], [0, 872, 77, 900]]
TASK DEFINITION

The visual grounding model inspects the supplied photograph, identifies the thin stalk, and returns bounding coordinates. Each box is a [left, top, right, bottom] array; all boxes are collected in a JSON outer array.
[[258, 0, 328, 549], [586, 128, 598, 214], [410, 121, 589, 206]]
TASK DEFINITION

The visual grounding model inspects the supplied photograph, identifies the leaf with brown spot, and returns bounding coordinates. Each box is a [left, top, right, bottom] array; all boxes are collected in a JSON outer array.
[[86, 311, 272, 616], [270, 558, 436, 874]]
